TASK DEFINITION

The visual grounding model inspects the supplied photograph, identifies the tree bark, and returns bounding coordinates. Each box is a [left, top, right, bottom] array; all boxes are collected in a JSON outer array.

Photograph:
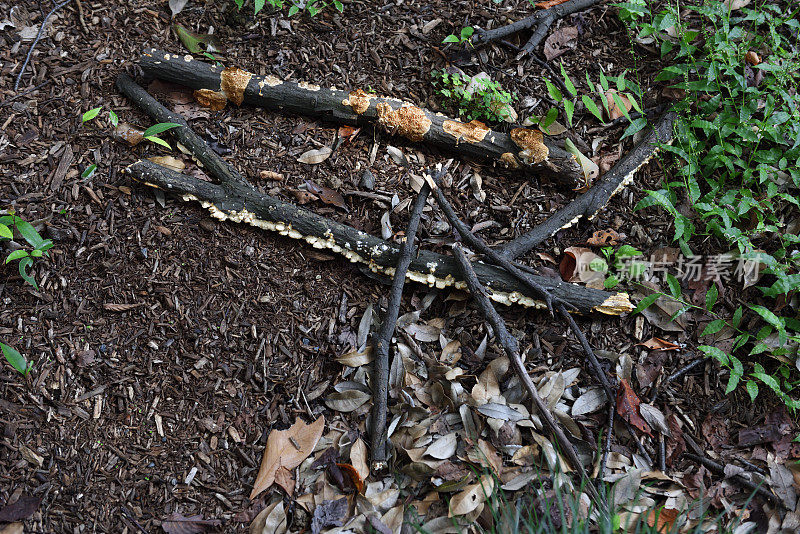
[[139, 48, 584, 186]]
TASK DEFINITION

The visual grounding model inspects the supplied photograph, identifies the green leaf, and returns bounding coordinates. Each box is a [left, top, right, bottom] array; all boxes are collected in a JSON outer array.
[[725, 372, 740, 394], [18, 256, 37, 289], [616, 245, 641, 258], [634, 293, 661, 315], [611, 92, 632, 120], [616, 70, 627, 91], [604, 274, 619, 289], [81, 164, 97, 179], [698, 345, 729, 366], [581, 95, 604, 122], [1, 342, 29, 375], [0, 223, 12, 240], [82, 107, 102, 122], [460, 26, 474, 40], [705, 284, 718, 311], [749, 304, 785, 332], [545, 79, 563, 102], [540, 107, 559, 129], [563, 99, 575, 126], [443, 35, 459, 43], [702, 319, 726, 336], [254, 0, 265, 14], [621, 117, 647, 139], [109, 110, 119, 127], [288, 4, 300, 16], [666, 273, 681, 299], [5, 249, 29, 263], [173, 23, 221, 54], [560, 63, 576, 96], [334, 0, 343, 12], [731, 306, 743, 328], [746, 380, 758, 401], [142, 122, 181, 137], [599, 71, 609, 92], [145, 136, 172, 149]]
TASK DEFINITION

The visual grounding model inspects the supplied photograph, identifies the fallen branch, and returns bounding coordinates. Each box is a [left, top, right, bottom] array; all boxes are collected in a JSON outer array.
[[451, 243, 605, 510], [684, 453, 783, 509], [370, 174, 434, 474], [138, 48, 584, 187], [496, 111, 676, 260], [471, 0, 600, 56], [427, 170, 652, 463], [116, 73, 631, 315]]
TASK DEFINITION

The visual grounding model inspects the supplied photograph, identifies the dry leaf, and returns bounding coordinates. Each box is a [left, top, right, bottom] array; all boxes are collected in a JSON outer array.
[[310, 498, 348, 534], [543, 26, 578, 61], [335, 347, 372, 367], [112, 122, 144, 146], [645, 507, 679, 533], [616, 379, 652, 437], [336, 463, 365, 493], [249, 499, 288, 534], [325, 389, 371, 412], [149, 155, 185, 172], [169, 0, 189, 17], [564, 138, 599, 189], [449, 475, 495, 517], [292, 190, 317, 204], [305, 180, 347, 209], [0, 523, 24, 534], [560, 247, 605, 288], [162, 512, 221, 534], [571, 387, 607, 416], [723, 0, 752, 10], [297, 147, 332, 164], [338, 125, 361, 144], [350, 438, 370, 481], [604, 89, 632, 120], [637, 337, 681, 351], [536, 0, 570, 7], [425, 433, 458, 460], [250, 415, 325, 499]]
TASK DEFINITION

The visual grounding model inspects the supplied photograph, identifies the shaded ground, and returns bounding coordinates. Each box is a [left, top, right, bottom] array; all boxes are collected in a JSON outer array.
[[1, 0, 795, 532]]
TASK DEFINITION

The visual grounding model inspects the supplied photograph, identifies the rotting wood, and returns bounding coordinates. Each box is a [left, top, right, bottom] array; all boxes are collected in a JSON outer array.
[[138, 48, 585, 186], [116, 73, 633, 315]]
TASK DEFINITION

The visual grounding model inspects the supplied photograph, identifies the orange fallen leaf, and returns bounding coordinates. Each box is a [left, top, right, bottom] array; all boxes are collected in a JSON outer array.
[[604, 89, 632, 120], [646, 507, 679, 533], [637, 337, 681, 351], [338, 125, 361, 144], [305, 180, 347, 210], [250, 415, 325, 500], [616, 379, 652, 437], [536, 0, 570, 9], [336, 463, 365, 494]]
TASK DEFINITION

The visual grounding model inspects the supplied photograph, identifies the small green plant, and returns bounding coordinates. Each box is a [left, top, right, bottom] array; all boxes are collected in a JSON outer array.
[[543, 64, 645, 138], [442, 26, 474, 45], [1, 211, 53, 289], [1, 342, 30, 376], [82, 108, 180, 149], [591, 245, 646, 289], [614, 1, 800, 408], [234, 0, 342, 17], [431, 69, 517, 123]]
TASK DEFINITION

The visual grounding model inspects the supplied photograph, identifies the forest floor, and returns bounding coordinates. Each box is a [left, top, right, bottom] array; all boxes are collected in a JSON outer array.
[[1, 0, 797, 532]]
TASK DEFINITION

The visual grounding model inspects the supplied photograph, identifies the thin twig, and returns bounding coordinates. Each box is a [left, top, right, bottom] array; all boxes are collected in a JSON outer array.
[[598, 402, 615, 480], [451, 244, 606, 511], [684, 453, 783, 509], [14, 0, 73, 91], [0, 81, 49, 107], [369, 174, 435, 473], [648, 355, 704, 404]]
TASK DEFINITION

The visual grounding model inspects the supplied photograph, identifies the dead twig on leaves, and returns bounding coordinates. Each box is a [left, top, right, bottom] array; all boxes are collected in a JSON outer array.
[[495, 111, 677, 261], [451, 244, 606, 511], [369, 173, 435, 474], [429, 171, 653, 464], [14, 0, 73, 91], [648, 355, 705, 404], [684, 453, 784, 509], [471, 0, 600, 56]]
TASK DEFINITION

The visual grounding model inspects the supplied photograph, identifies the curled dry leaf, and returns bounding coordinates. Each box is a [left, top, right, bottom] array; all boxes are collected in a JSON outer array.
[[259, 170, 285, 181], [249, 499, 288, 534], [292, 190, 317, 204], [637, 337, 681, 351], [449, 474, 495, 517], [297, 146, 332, 165], [645, 507, 679, 533], [350, 438, 370, 481], [386, 145, 409, 166], [335, 346, 372, 367], [112, 122, 144, 146], [616, 379, 652, 437], [337, 125, 361, 144], [250, 415, 325, 500], [560, 247, 605, 289], [564, 138, 599, 190]]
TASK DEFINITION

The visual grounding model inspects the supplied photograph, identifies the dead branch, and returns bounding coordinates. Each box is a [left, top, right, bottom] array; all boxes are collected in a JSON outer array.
[[495, 111, 677, 260], [115, 73, 631, 315], [471, 0, 600, 56], [138, 48, 585, 187], [451, 243, 605, 510], [369, 174, 434, 474]]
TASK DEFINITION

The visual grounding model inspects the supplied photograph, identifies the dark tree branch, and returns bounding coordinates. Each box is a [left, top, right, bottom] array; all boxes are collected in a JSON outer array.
[[370, 175, 434, 474], [471, 0, 600, 53], [14, 0, 73, 91], [495, 111, 677, 260], [138, 48, 585, 186]]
